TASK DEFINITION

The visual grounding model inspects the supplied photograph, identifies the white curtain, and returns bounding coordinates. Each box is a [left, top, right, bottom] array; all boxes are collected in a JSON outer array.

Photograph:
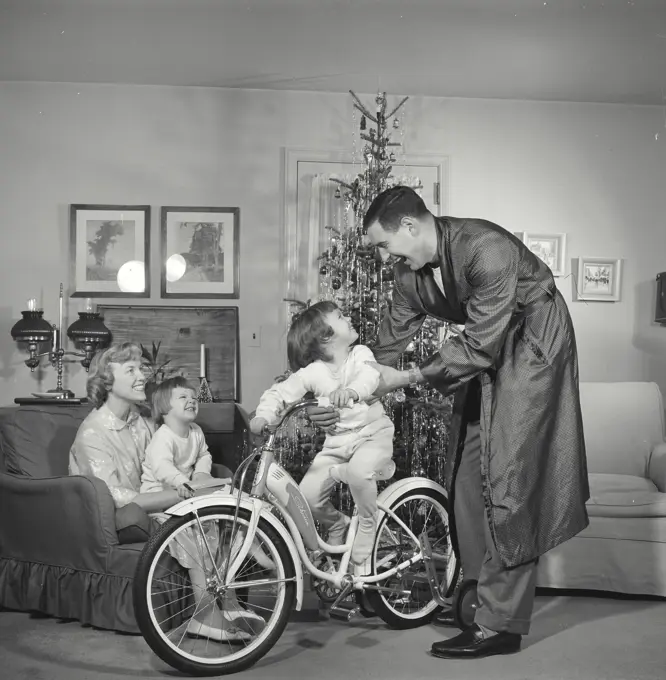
[[286, 173, 357, 305]]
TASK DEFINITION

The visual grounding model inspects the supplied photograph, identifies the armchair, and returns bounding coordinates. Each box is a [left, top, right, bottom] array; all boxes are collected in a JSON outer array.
[[0, 401, 250, 633], [537, 382, 666, 596]]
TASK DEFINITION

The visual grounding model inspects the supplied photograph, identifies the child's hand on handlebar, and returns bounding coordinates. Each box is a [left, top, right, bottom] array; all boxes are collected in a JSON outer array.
[[329, 388, 357, 409], [250, 416, 269, 436]]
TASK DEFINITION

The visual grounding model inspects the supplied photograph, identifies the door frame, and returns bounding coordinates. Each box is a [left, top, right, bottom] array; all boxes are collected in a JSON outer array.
[[278, 146, 450, 362]]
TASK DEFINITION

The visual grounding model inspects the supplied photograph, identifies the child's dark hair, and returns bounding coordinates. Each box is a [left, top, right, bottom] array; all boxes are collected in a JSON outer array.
[[287, 300, 339, 371], [151, 375, 198, 425]]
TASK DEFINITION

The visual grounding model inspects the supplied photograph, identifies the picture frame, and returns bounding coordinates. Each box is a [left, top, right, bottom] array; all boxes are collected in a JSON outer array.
[[576, 256, 623, 302], [70, 204, 151, 298], [514, 232, 567, 277], [160, 206, 240, 299]]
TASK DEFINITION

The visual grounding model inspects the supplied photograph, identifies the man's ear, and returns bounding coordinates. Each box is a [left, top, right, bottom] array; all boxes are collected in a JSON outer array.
[[402, 215, 420, 235], [400, 215, 415, 232]]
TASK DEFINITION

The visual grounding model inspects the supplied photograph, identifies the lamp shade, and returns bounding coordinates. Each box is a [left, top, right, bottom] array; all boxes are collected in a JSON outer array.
[[67, 312, 112, 347], [11, 310, 52, 343]]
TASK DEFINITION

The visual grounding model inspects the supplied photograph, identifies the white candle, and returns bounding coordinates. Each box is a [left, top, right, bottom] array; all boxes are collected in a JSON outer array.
[[58, 284, 63, 350], [52, 324, 57, 352], [200, 343, 205, 378]]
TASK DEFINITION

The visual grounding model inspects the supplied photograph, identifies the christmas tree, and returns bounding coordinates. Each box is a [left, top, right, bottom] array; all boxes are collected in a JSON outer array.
[[278, 91, 453, 489]]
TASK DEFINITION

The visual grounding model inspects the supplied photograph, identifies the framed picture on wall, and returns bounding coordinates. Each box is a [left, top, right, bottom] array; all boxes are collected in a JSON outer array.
[[160, 206, 240, 299], [576, 256, 623, 302], [516, 232, 567, 277], [70, 204, 150, 298]]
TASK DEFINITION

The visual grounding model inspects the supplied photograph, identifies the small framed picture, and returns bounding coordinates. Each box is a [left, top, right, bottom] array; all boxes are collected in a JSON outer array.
[[520, 232, 567, 277], [160, 206, 240, 299], [576, 257, 623, 302], [70, 204, 150, 298]]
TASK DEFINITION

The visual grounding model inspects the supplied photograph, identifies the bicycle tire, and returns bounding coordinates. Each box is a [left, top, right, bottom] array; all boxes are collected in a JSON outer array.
[[452, 579, 479, 630], [366, 486, 460, 630], [133, 506, 297, 676]]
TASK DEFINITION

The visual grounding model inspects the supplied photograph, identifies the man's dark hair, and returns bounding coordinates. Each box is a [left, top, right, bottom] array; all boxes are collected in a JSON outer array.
[[287, 300, 339, 372], [363, 185, 429, 233]]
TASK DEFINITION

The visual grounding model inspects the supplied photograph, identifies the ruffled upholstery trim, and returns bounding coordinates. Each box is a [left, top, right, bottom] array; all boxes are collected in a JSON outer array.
[[0, 556, 188, 634]]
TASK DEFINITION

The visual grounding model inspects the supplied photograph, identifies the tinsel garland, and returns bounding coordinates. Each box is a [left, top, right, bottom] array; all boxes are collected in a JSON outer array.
[[278, 91, 454, 504]]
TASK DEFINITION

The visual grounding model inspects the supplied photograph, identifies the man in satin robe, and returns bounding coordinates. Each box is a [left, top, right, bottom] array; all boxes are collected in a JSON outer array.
[[310, 185, 589, 658]]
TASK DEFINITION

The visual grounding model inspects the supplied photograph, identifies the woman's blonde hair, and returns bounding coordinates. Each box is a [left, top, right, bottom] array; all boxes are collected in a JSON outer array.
[[87, 342, 143, 408]]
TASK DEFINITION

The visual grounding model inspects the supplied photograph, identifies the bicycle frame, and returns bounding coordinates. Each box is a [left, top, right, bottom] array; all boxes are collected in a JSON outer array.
[[166, 398, 451, 607]]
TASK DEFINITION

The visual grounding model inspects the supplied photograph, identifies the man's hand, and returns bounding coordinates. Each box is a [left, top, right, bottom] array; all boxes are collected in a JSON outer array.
[[365, 361, 408, 398], [329, 388, 357, 409], [305, 404, 340, 431]]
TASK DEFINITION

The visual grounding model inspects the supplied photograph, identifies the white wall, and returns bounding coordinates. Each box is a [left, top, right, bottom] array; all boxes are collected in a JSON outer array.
[[0, 82, 664, 410]]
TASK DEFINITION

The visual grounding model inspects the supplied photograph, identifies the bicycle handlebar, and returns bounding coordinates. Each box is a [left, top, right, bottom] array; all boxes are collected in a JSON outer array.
[[264, 397, 320, 438]]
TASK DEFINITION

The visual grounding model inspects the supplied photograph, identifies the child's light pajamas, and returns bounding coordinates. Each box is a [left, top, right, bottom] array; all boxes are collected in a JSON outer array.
[[140, 423, 212, 493], [140, 423, 215, 568], [255, 345, 394, 527]]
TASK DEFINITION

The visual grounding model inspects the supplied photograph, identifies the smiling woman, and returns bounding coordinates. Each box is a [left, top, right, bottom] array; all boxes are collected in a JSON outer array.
[[69, 342, 265, 642], [70, 342, 155, 509]]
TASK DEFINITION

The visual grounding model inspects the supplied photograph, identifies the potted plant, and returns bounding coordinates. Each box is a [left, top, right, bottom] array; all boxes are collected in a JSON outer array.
[[140, 341, 181, 403]]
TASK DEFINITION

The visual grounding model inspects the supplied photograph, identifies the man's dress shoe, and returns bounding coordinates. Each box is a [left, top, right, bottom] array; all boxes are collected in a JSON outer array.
[[431, 623, 521, 659]]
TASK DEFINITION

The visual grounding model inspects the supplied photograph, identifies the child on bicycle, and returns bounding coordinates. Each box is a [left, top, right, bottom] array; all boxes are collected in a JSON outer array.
[[250, 300, 395, 565]]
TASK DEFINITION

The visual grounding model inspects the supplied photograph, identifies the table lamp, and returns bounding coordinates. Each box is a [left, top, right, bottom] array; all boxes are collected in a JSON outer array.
[[11, 285, 112, 401]]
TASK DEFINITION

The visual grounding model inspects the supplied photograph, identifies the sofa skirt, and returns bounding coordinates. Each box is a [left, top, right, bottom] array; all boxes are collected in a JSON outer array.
[[0, 551, 188, 634]]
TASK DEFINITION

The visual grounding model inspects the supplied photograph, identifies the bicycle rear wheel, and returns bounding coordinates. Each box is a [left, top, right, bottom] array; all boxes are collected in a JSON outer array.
[[366, 486, 460, 630], [133, 507, 296, 676]]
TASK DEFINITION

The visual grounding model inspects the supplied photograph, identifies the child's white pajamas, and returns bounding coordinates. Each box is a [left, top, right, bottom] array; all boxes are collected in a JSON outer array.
[[254, 345, 395, 529], [140, 423, 212, 493], [140, 423, 215, 568]]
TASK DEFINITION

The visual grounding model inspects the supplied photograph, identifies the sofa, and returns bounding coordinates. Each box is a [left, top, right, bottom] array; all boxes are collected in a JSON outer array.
[[0, 401, 250, 633], [537, 382, 666, 596]]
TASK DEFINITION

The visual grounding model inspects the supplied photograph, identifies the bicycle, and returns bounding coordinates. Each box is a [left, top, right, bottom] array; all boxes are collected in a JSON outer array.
[[133, 398, 460, 676]]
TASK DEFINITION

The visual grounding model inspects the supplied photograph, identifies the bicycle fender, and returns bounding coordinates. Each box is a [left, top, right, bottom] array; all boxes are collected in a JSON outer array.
[[377, 476, 448, 511], [164, 494, 304, 610]]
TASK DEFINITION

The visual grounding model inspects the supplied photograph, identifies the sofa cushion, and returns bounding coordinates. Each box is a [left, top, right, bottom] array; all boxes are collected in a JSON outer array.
[[581, 514, 666, 543], [587, 472, 666, 517], [0, 404, 91, 478], [587, 492, 666, 517], [588, 473, 657, 496]]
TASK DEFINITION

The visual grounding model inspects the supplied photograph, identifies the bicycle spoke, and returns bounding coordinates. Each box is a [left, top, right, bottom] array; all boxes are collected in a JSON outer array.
[[142, 511, 291, 667], [370, 492, 454, 621]]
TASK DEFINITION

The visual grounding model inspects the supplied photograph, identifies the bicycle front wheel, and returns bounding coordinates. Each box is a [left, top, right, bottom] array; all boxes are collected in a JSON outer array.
[[133, 506, 296, 676], [366, 487, 460, 630]]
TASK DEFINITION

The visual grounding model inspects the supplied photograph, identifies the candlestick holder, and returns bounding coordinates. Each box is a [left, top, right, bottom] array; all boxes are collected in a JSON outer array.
[[10, 287, 112, 401]]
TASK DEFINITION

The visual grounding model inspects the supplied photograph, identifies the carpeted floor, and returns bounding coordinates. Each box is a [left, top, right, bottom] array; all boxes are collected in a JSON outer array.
[[1, 590, 665, 679]]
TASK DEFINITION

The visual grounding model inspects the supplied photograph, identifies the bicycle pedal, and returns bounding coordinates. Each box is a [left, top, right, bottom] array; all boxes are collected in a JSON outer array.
[[329, 604, 361, 622]]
